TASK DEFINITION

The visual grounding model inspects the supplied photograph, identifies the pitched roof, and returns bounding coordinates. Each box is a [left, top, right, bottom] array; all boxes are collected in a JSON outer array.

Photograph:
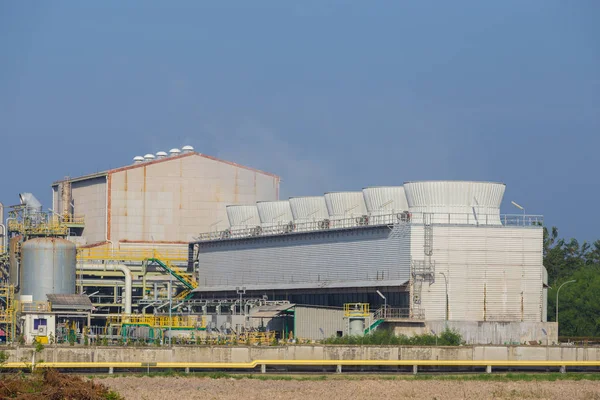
[[46, 294, 93, 310], [52, 152, 279, 185]]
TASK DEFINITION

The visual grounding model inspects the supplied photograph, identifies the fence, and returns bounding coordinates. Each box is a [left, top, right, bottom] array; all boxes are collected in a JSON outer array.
[[195, 212, 544, 242]]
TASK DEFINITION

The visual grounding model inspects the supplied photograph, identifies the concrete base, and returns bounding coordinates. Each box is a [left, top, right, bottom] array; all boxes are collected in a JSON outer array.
[[390, 321, 558, 345]]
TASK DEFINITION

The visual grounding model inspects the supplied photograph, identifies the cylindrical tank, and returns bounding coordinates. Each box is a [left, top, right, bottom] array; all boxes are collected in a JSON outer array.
[[20, 237, 76, 301], [349, 318, 365, 336]]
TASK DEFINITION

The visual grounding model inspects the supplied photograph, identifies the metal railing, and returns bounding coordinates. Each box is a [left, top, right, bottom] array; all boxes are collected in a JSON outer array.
[[21, 301, 51, 313], [62, 214, 85, 225], [77, 248, 188, 263], [195, 212, 544, 242], [7, 212, 85, 237], [373, 307, 424, 320], [501, 214, 544, 227], [344, 303, 370, 317], [108, 314, 205, 329]]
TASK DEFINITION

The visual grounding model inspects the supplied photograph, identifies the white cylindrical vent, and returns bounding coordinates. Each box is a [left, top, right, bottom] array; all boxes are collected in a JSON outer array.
[[324, 192, 367, 220], [169, 148, 181, 156], [363, 186, 408, 215], [226, 205, 261, 228], [181, 145, 194, 154], [289, 196, 329, 231], [403, 181, 505, 225], [143, 154, 156, 161], [133, 156, 144, 164], [156, 151, 168, 159], [256, 200, 293, 227]]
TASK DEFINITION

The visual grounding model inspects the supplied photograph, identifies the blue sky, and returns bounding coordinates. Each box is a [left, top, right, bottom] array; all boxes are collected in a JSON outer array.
[[1, 1, 598, 242]]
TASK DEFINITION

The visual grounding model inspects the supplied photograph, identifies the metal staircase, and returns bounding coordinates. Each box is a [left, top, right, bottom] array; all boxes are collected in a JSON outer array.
[[145, 258, 197, 300], [387, 214, 411, 240]]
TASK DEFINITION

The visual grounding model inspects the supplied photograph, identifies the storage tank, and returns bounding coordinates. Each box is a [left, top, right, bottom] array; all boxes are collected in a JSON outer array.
[[349, 318, 365, 336], [20, 237, 77, 302], [403, 181, 505, 225]]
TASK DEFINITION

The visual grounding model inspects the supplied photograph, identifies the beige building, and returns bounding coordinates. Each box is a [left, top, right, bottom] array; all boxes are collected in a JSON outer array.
[[52, 151, 280, 248]]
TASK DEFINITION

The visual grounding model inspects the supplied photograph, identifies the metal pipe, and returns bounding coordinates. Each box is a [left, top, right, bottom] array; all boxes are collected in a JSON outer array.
[[80, 263, 132, 314], [0, 201, 5, 252], [440, 272, 449, 321], [19, 193, 42, 213]]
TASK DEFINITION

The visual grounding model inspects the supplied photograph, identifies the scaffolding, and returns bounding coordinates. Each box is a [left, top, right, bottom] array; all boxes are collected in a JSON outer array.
[[0, 284, 16, 342]]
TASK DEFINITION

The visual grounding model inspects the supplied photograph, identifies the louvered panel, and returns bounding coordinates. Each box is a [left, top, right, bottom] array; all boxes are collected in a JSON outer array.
[[197, 226, 410, 289]]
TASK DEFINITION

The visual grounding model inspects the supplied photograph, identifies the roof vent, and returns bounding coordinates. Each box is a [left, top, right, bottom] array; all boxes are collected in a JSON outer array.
[[133, 156, 144, 164], [156, 151, 168, 159], [181, 145, 194, 154], [143, 154, 156, 161], [169, 148, 181, 156]]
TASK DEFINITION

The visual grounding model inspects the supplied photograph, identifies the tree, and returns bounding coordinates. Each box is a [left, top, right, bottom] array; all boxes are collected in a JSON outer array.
[[544, 226, 600, 337], [548, 267, 600, 336]]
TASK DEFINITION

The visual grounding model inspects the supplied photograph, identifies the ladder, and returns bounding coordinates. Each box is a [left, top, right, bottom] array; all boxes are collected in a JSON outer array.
[[411, 213, 435, 318]]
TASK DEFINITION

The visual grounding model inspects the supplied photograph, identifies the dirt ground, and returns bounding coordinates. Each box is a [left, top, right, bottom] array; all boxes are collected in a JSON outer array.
[[102, 376, 600, 400]]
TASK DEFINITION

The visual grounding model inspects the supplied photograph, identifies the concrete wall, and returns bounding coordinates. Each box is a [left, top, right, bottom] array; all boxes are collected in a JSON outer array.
[[411, 225, 544, 322], [4, 344, 600, 364], [390, 321, 558, 345]]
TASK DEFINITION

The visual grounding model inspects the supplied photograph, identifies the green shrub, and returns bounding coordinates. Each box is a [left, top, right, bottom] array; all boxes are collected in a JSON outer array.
[[322, 328, 463, 346]]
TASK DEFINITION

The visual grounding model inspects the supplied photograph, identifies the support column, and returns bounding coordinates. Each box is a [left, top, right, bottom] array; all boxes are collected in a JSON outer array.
[[336, 364, 342, 374], [109, 367, 114, 375], [412, 365, 418, 375], [261, 364, 266, 374], [185, 367, 190, 374], [560, 366, 566, 374], [486, 365, 492, 374]]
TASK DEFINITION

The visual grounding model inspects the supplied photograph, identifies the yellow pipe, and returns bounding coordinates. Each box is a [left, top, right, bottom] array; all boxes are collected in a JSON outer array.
[[3, 360, 600, 369]]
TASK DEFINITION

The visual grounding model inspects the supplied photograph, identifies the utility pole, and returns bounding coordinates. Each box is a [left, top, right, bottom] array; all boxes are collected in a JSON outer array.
[[556, 280, 576, 325]]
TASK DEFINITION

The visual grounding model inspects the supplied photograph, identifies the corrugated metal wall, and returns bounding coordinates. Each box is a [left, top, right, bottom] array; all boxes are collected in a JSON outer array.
[[195, 223, 544, 323], [197, 226, 411, 290], [110, 155, 279, 243], [412, 225, 543, 322], [294, 306, 346, 340]]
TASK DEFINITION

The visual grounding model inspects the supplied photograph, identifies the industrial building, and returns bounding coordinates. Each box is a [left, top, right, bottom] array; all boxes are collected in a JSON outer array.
[[188, 181, 552, 341], [0, 147, 284, 344], [51, 146, 280, 247], [0, 146, 556, 345]]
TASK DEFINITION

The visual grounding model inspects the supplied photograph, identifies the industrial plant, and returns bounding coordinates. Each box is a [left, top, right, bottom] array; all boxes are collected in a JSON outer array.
[[0, 146, 554, 347]]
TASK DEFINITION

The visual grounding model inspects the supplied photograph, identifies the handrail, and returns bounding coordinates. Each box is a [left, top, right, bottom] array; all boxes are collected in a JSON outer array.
[[146, 258, 196, 291], [344, 303, 370, 317], [77, 248, 188, 262], [109, 314, 205, 328], [195, 212, 544, 242]]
